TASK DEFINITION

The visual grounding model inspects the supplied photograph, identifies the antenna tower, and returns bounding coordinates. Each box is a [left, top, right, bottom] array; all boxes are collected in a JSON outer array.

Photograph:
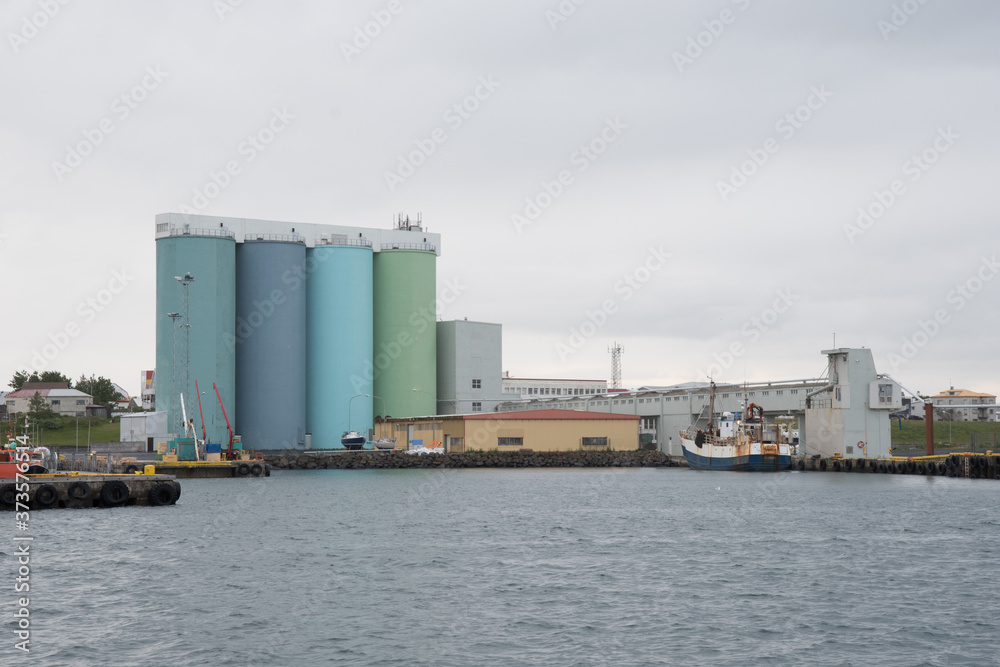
[[609, 342, 624, 389]]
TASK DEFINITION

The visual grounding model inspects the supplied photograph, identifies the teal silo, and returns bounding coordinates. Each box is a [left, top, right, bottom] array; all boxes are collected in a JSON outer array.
[[306, 242, 374, 449], [372, 249, 437, 419], [155, 229, 236, 446]]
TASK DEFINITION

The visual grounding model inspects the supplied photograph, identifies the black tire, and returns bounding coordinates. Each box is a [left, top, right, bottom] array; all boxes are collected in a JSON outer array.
[[34, 484, 58, 508], [833, 461, 841, 472], [100, 480, 130, 507], [173, 481, 181, 502], [124, 464, 139, 474], [856, 459, 866, 471], [249, 463, 263, 477], [916, 462, 925, 474], [797, 460, 805, 471], [148, 482, 178, 506], [237, 463, 251, 476], [819, 460, 827, 471], [844, 460, 853, 472], [67, 481, 91, 501], [879, 462, 887, 473], [870, 461, 879, 473], [0, 483, 17, 507]]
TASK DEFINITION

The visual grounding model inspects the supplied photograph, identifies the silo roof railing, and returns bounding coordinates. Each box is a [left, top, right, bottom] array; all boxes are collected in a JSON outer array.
[[316, 237, 373, 248], [168, 227, 236, 239], [244, 233, 305, 244], [380, 242, 437, 252]]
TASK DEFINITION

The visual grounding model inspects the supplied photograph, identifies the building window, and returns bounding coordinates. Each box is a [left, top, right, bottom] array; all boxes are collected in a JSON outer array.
[[472, 379, 481, 389], [761, 391, 769, 397], [722, 393, 729, 398], [76, 412, 84, 417], [51, 400, 61, 405], [776, 390, 783, 395], [77, 399, 85, 405], [791, 389, 798, 395], [582, 437, 608, 447], [498, 437, 522, 446], [472, 402, 482, 412]]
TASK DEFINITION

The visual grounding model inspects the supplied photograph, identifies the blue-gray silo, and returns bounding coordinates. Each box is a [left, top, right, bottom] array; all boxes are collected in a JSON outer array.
[[235, 237, 307, 450], [306, 241, 374, 448], [155, 227, 236, 446]]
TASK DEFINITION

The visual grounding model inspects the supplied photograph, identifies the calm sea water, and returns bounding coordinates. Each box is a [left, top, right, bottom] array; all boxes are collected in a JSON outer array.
[[3, 468, 999, 666]]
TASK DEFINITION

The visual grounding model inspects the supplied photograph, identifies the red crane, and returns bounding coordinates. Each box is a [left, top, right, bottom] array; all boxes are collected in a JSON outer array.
[[195, 380, 207, 444], [213, 382, 235, 460]]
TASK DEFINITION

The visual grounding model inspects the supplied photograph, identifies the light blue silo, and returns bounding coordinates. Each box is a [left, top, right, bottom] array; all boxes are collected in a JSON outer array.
[[306, 243, 374, 449], [155, 229, 236, 447], [235, 240, 307, 450]]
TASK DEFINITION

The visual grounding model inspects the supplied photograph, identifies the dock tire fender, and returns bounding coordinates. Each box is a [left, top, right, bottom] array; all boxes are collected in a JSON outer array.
[[878, 463, 887, 473], [124, 464, 139, 474], [148, 482, 178, 506], [0, 484, 16, 506], [797, 460, 805, 471], [250, 463, 263, 477], [173, 481, 181, 502], [916, 462, 925, 474], [844, 460, 853, 472], [237, 463, 251, 476], [100, 480, 130, 507], [856, 459, 865, 470], [67, 481, 91, 501], [832, 460, 841, 472], [34, 484, 58, 508], [819, 459, 827, 471], [938, 463, 947, 475]]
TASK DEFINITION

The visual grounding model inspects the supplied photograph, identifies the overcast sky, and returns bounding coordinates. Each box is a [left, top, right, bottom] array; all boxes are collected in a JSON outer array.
[[2, 1, 998, 401]]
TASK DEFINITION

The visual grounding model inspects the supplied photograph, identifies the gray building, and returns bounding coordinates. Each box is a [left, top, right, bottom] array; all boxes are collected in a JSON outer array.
[[437, 320, 503, 415], [498, 347, 900, 459]]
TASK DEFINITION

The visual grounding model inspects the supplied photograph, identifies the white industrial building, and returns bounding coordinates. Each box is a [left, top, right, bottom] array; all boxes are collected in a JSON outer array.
[[497, 348, 902, 459], [501, 376, 607, 398]]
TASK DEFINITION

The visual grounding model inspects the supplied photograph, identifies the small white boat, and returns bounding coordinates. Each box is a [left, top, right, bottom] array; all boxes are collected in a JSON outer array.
[[373, 437, 397, 450], [340, 431, 366, 450]]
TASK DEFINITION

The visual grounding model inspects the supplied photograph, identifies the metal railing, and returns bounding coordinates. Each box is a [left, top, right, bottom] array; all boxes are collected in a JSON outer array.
[[380, 242, 437, 252], [167, 227, 236, 239], [316, 237, 372, 248], [244, 233, 304, 244]]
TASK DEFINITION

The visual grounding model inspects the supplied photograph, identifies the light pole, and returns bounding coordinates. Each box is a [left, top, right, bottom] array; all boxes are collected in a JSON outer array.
[[412, 388, 437, 449]]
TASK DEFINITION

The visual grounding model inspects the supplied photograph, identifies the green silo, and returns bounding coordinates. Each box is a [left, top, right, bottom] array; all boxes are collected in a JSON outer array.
[[155, 228, 236, 445], [372, 249, 437, 418]]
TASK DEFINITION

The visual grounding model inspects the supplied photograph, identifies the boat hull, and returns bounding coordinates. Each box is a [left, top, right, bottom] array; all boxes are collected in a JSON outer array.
[[680, 437, 790, 472]]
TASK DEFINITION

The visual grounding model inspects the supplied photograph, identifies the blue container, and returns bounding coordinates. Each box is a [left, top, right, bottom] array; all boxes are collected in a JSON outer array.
[[306, 244, 373, 449], [235, 240, 307, 450], [205, 443, 222, 453]]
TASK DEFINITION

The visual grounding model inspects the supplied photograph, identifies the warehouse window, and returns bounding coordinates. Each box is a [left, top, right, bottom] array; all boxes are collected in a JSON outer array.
[[472, 402, 482, 412], [51, 400, 61, 405], [582, 437, 608, 447], [472, 379, 481, 389], [498, 437, 522, 446]]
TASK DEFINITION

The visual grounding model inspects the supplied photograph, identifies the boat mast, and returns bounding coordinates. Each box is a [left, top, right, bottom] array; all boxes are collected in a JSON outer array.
[[707, 380, 715, 430]]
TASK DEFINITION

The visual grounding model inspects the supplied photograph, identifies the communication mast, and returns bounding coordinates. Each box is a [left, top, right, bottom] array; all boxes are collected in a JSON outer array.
[[609, 342, 624, 389]]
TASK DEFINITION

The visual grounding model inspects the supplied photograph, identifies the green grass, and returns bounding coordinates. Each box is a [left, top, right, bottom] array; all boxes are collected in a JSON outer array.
[[5, 416, 121, 449], [890, 419, 1000, 450]]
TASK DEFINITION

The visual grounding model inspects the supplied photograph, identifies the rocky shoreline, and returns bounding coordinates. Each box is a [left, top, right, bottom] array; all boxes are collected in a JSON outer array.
[[261, 450, 680, 470]]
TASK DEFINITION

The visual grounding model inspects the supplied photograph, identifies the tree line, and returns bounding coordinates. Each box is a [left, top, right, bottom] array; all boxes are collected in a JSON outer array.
[[8, 370, 122, 408]]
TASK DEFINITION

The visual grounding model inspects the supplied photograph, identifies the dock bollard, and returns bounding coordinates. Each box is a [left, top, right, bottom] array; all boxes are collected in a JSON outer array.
[[144, 465, 156, 476]]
